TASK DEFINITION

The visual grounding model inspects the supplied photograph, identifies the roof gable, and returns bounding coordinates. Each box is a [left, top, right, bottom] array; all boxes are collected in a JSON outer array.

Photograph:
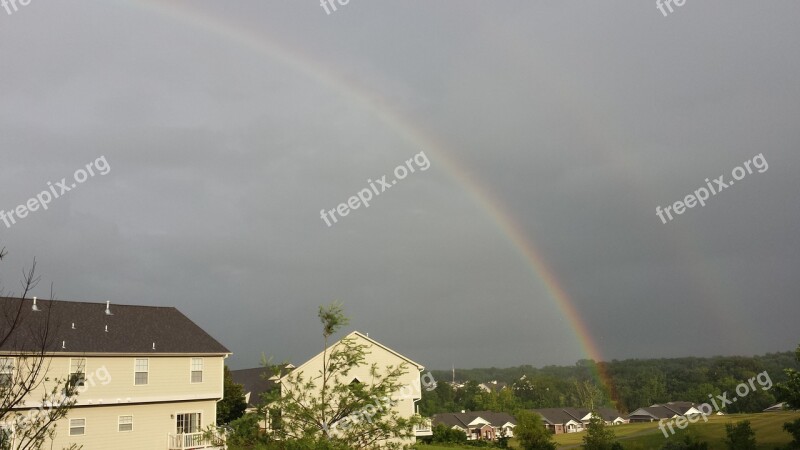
[[285, 331, 423, 379]]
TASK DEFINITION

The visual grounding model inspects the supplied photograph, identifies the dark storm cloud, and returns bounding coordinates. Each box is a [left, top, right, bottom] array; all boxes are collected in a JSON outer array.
[[1, 1, 798, 370]]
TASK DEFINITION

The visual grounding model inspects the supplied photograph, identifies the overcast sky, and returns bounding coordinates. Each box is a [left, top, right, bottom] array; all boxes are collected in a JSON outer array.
[[1, 1, 798, 371]]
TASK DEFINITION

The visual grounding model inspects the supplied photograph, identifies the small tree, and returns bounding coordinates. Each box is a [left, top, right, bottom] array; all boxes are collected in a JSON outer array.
[[217, 366, 247, 425], [0, 249, 79, 450], [724, 420, 756, 450], [264, 302, 423, 449], [430, 423, 467, 444], [514, 410, 556, 450], [582, 414, 620, 450], [783, 419, 800, 450], [661, 430, 709, 450], [777, 344, 800, 409], [777, 345, 800, 450]]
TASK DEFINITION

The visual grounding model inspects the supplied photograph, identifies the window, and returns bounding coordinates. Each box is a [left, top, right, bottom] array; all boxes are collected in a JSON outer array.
[[0, 358, 12, 387], [69, 358, 86, 388], [176, 413, 201, 434], [69, 418, 85, 436], [118, 415, 133, 432], [134, 359, 148, 385], [190, 358, 203, 383]]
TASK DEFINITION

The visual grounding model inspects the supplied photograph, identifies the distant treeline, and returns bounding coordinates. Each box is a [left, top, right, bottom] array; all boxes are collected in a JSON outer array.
[[421, 351, 799, 416]]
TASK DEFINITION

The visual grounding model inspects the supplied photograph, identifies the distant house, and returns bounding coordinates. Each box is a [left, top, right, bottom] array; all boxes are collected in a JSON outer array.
[[432, 411, 516, 440], [532, 408, 627, 434], [579, 408, 628, 426], [627, 402, 704, 423], [763, 402, 788, 412], [230, 365, 292, 411]]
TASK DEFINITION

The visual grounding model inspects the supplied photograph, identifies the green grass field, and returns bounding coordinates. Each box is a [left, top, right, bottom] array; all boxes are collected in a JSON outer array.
[[415, 411, 800, 450], [551, 411, 800, 449]]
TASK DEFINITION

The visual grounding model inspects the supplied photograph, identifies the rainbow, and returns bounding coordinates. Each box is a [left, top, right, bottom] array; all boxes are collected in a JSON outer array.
[[121, 0, 617, 398]]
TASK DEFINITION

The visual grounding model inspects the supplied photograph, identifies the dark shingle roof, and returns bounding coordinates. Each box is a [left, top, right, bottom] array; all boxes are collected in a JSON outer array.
[[230, 367, 281, 406], [0, 297, 229, 354], [628, 402, 698, 420], [532, 408, 585, 425], [432, 411, 517, 429], [532, 407, 623, 424]]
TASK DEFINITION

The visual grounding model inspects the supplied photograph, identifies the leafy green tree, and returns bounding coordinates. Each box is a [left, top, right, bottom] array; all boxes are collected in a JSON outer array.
[[723, 420, 756, 450], [224, 413, 270, 448], [777, 344, 800, 449], [430, 423, 467, 444], [582, 414, 619, 450], [777, 344, 800, 409], [783, 419, 800, 450], [454, 380, 483, 411], [514, 410, 556, 450], [574, 379, 605, 410], [660, 430, 709, 450], [264, 302, 422, 449], [217, 366, 248, 425]]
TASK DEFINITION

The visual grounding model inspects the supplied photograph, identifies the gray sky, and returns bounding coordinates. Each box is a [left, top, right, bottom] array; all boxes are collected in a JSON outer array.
[[1, 1, 798, 371]]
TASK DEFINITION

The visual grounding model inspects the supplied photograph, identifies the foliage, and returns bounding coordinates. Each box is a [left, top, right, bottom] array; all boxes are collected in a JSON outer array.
[[784, 418, 800, 449], [0, 249, 80, 450], [263, 302, 423, 449], [777, 344, 800, 409], [723, 420, 756, 450], [514, 410, 556, 450], [423, 351, 799, 416], [430, 423, 467, 444], [582, 414, 619, 450], [218, 366, 248, 425], [224, 413, 270, 448], [660, 430, 709, 450]]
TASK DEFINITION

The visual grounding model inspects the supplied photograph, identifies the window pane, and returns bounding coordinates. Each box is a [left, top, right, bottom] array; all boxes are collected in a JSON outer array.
[[191, 358, 203, 370], [135, 359, 148, 371], [0, 358, 12, 373], [135, 372, 148, 385], [191, 371, 202, 383], [119, 416, 132, 432], [70, 358, 86, 373], [70, 419, 85, 436]]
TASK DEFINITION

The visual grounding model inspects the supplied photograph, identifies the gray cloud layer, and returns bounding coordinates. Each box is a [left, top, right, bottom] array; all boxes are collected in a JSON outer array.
[[1, 1, 798, 370]]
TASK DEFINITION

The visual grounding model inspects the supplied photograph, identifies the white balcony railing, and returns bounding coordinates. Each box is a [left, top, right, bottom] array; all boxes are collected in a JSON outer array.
[[415, 418, 433, 436], [167, 431, 223, 450]]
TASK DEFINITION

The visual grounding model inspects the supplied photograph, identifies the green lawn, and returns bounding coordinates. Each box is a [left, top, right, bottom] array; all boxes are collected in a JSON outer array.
[[551, 411, 800, 449], [416, 411, 800, 450]]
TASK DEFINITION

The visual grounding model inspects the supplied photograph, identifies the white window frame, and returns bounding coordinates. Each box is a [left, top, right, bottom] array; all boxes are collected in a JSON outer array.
[[0, 358, 13, 387], [175, 412, 202, 434], [118, 415, 133, 432], [190, 358, 203, 383], [69, 418, 86, 436], [134, 358, 148, 385], [69, 358, 86, 388]]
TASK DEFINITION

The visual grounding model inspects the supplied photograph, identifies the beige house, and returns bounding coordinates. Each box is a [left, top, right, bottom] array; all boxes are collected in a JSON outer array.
[[239, 331, 429, 446], [0, 297, 229, 450], [432, 411, 516, 441]]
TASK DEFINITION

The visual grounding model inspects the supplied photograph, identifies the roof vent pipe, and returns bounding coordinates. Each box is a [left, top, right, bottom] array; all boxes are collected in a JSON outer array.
[[72, 323, 75, 329], [104, 325, 108, 333], [61, 340, 65, 349], [105, 301, 113, 316], [152, 342, 156, 350], [32, 296, 40, 312]]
